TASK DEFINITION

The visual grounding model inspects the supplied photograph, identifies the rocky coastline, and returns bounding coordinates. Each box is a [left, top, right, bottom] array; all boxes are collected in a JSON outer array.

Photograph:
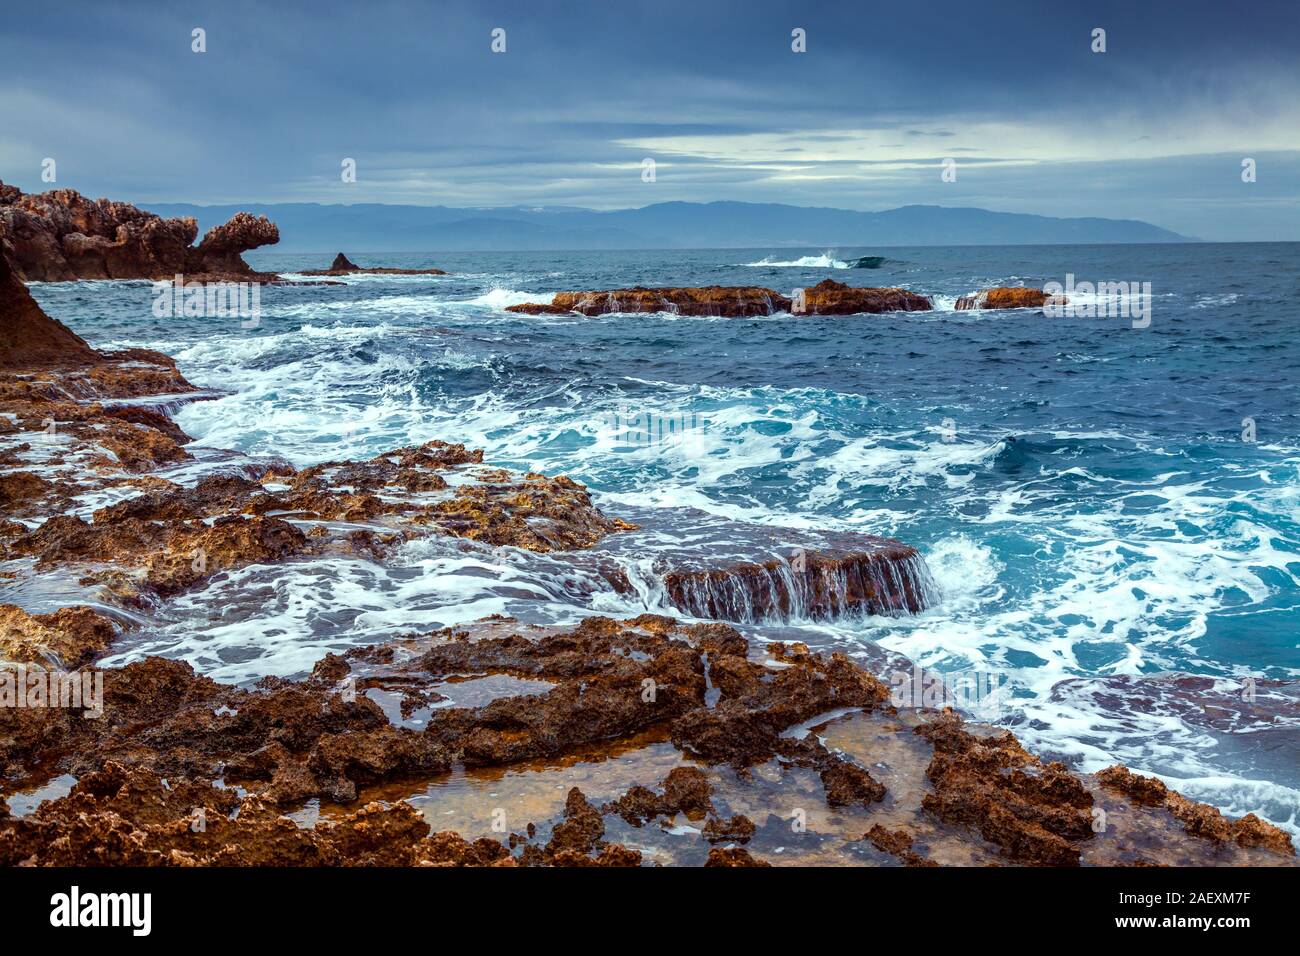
[[1, 182, 282, 284], [0, 233, 1293, 867]]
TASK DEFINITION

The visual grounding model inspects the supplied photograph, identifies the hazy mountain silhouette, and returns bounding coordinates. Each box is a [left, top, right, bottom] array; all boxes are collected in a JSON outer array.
[[148, 200, 1192, 252]]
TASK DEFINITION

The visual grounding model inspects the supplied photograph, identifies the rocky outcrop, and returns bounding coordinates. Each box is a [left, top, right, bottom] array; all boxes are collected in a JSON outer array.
[[298, 252, 447, 277], [0, 181, 279, 282], [505, 302, 575, 316], [506, 281, 933, 317], [1097, 765, 1294, 855], [0, 250, 100, 367], [954, 287, 1066, 310], [509, 286, 793, 317], [797, 279, 932, 314], [917, 710, 1095, 865], [188, 211, 280, 278]]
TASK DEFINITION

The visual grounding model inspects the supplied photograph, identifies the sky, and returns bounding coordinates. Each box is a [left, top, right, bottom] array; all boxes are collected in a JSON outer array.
[[1, 0, 1298, 240]]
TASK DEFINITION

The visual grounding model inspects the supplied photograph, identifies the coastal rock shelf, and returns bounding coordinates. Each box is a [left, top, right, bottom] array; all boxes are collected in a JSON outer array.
[[0, 615, 1291, 866], [507, 280, 933, 317]]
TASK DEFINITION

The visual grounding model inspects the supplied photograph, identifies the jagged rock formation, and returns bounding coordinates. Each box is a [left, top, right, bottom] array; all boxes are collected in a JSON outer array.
[[954, 287, 1066, 310], [0, 181, 279, 282], [0, 604, 118, 668]]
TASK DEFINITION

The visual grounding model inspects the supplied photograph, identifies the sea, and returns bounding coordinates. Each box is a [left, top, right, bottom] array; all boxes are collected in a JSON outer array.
[[24, 241, 1300, 835]]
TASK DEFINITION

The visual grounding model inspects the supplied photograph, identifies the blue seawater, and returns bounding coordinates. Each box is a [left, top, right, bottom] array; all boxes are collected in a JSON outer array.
[[25, 241, 1300, 833]]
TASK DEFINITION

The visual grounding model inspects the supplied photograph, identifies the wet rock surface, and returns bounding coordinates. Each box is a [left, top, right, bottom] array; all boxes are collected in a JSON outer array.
[[954, 287, 1066, 310], [0, 604, 118, 667], [659, 543, 934, 621], [506, 282, 936, 317], [511, 286, 793, 317], [0, 615, 1292, 866], [797, 279, 932, 314]]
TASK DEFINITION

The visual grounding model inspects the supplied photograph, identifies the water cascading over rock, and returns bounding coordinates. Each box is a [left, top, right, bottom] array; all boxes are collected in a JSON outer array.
[[659, 545, 939, 623]]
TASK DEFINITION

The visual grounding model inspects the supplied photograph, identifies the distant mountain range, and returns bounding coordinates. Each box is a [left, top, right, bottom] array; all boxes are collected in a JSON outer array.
[[147, 200, 1192, 252]]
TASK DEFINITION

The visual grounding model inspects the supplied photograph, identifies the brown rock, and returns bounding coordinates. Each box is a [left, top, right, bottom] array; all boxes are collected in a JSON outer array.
[[514, 286, 793, 318], [0, 250, 101, 367], [954, 287, 1066, 310], [705, 846, 770, 866], [659, 542, 935, 623], [0, 181, 281, 283], [604, 765, 715, 825], [505, 302, 575, 315], [1097, 765, 1294, 856], [431, 472, 637, 552], [917, 709, 1095, 865], [865, 824, 937, 866], [798, 279, 932, 314], [0, 603, 118, 666], [703, 814, 756, 844], [189, 211, 279, 278]]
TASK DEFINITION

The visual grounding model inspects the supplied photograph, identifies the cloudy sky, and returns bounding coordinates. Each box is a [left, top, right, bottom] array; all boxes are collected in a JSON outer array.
[[2, 0, 1298, 239]]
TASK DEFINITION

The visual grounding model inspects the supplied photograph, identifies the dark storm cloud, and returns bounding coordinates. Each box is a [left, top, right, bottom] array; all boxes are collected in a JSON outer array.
[[1, 0, 1296, 238]]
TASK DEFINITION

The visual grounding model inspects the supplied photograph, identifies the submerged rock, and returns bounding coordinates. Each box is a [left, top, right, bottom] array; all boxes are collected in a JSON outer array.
[[954, 287, 1066, 310]]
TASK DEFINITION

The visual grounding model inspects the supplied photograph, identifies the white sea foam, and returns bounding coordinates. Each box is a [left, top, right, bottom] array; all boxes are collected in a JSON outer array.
[[275, 269, 452, 285], [741, 252, 848, 269]]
